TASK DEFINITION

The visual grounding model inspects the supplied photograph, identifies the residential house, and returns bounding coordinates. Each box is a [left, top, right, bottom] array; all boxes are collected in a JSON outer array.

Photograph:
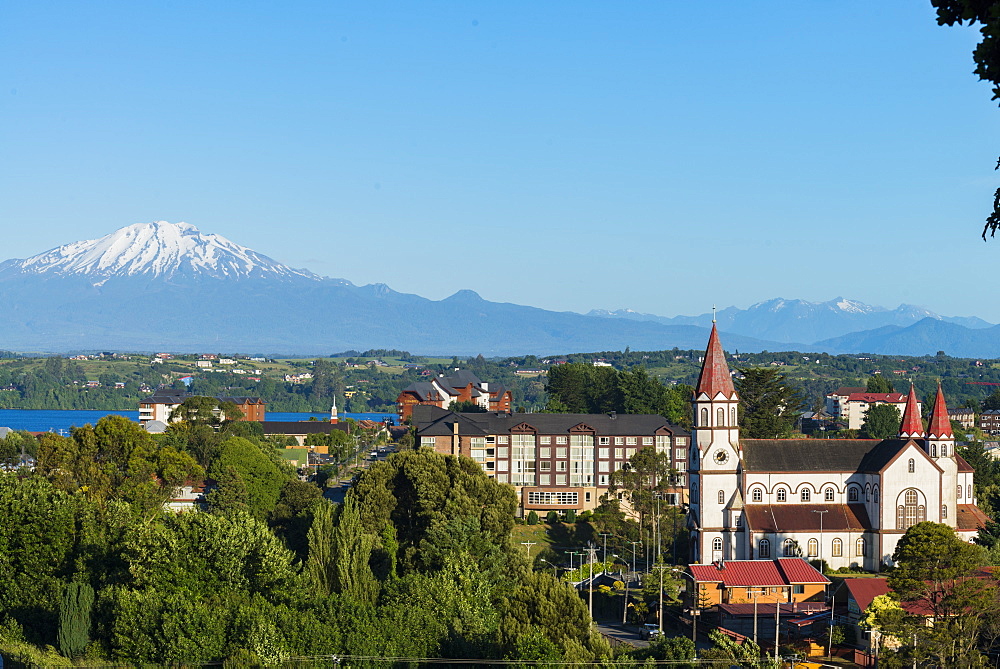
[[948, 407, 976, 430], [980, 409, 1000, 435], [138, 390, 266, 426], [397, 370, 511, 421]]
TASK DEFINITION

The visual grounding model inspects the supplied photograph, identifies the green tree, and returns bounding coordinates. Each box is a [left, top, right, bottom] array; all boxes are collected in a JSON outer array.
[[984, 388, 1000, 411], [888, 521, 999, 667], [860, 403, 902, 439], [57, 582, 94, 658], [735, 367, 803, 438], [207, 437, 290, 519], [866, 374, 894, 393]]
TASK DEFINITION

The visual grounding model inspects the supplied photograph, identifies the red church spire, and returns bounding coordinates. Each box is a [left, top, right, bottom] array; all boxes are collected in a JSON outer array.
[[696, 323, 736, 399], [927, 381, 953, 439], [898, 384, 924, 439]]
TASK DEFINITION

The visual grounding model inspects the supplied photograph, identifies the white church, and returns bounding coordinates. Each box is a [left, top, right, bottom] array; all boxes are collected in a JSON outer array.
[[688, 324, 987, 571]]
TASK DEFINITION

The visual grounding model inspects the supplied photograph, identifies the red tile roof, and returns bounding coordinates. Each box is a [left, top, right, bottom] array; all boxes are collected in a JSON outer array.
[[841, 577, 890, 612], [689, 558, 827, 588], [696, 323, 736, 399], [744, 503, 872, 533], [957, 504, 990, 531], [846, 392, 907, 403], [898, 384, 924, 438]]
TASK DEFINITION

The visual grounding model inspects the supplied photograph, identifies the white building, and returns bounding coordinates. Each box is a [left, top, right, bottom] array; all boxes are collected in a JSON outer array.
[[689, 325, 985, 572]]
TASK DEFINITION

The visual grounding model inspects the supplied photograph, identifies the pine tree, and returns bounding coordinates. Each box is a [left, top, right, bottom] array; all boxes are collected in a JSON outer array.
[[57, 581, 94, 658]]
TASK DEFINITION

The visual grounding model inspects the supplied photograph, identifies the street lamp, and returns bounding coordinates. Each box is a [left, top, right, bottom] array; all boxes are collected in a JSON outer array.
[[539, 558, 558, 578], [629, 541, 642, 575]]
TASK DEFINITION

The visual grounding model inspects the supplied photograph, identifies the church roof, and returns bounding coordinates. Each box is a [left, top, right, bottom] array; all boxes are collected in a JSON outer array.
[[696, 323, 736, 399], [957, 454, 974, 473], [742, 439, 885, 472], [744, 503, 872, 532], [927, 382, 953, 439], [689, 558, 828, 587], [956, 504, 990, 531], [898, 384, 925, 438]]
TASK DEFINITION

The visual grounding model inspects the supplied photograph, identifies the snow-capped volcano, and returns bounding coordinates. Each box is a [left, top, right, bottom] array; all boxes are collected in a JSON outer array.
[[11, 221, 321, 281]]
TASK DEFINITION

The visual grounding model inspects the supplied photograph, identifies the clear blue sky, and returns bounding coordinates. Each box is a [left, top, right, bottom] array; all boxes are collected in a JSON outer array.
[[3, 2, 998, 321]]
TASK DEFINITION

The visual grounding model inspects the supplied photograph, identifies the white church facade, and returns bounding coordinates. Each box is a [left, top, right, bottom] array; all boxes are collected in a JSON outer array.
[[688, 325, 987, 571]]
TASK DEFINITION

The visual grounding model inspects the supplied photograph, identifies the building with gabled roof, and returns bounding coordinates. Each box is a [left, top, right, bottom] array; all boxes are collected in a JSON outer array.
[[689, 324, 986, 572], [397, 370, 511, 420], [138, 390, 265, 425]]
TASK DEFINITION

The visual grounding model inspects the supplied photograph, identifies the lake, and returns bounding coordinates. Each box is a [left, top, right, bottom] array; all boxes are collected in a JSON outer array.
[[0, 409, 398, 434]]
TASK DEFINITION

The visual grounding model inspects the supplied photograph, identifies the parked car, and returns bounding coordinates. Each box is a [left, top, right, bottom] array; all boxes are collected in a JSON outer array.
[[640, 623, 660, 640]]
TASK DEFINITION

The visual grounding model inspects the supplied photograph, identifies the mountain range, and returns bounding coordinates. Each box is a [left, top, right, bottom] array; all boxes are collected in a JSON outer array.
[[0, 221, 996, 358]]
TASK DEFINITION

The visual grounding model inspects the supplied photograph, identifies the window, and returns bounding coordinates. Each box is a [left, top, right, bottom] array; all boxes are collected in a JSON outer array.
[[675, 461, 687, 471], [752, 488, 763, 502], [717, 408, 725, 426], [539, 447, 551, 458], [642, 437, 654, 446], [759, 539, 770, 558], [585, 492, 591, 503], [557, 461, 567, 472], [538, 474, 550, 485], [718, 490, 726, 504], [539, 436, 551, 445], [931, 444, 937, 457], [776, 488, 787, 502], [701, 408, 708, 426], [675, 448, 687, 460], [856, 538, 866, 557], [873, 487, 879, 503], [674, 474, 686, 486], [713, 537, 723, 552], [848, 487, 859, 502], [832, 538, 843, 557], [897, 489, 926, 530], [801, 489, 811, 502], [598, 448, 609, 459], [598, 461, 609, 473], [556, 474, 567, 485], [783, 539, 796, 557], [969, 485, 973, 500], [793, 584, 805, 594], [958, 485, 963, 500], [556, 447, 567, 459], [615, 437, 624, 446], [497, 446, 508, 458], [556, 436, 567, 445], [866, 485, 871, 502], [626, 437, 637, 446], [498, 436, 509, 444], [675, 437, 687, 446], [825, 487, 835, 501], [498, 473, 508, 483], [908, 458, 915, 473], [941, 445, 948, 457], [539, 461, 551, 472], [735, 514, 742, 527], [614, 447, 624, 459], [808, 538, 818, 557], [656, 435, 671, 452], [527, 491, 578, 505], [942, 505, 948, 519], [598, 436, 610, 445], [420, 436, 436, 447], [731, 407, 737, 425], [497, 461, 508, 472], [598, 474, 608, 486]]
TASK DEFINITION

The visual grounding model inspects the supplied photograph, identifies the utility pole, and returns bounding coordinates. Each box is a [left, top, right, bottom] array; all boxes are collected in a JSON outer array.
[[520, 542, 535, 560], [629, 541, 641, 576], [585, 544, 598, 621], [600, 533, 610, 566]]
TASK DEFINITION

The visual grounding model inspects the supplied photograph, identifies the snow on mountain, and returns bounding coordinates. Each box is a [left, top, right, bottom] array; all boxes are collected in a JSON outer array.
[[13, 221, 323, 282]]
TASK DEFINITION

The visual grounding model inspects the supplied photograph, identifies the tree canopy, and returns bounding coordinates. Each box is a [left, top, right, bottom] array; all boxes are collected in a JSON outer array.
[[735, 367, 803, 438], [860, 403, 902, 440]]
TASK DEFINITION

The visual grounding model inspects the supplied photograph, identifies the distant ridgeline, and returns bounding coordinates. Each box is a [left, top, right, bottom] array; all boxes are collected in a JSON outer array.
[[0, 346, 998, 415]]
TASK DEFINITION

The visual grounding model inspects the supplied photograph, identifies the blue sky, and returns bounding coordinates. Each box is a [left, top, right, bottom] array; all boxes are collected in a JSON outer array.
[[3, 2, 999, 321]]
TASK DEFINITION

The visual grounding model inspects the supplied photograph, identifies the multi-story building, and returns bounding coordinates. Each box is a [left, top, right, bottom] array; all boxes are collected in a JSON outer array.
[[980, 409, 1000, 435], [689, 325, 986, 572], [138, 390, 266, 426], [948, 407, 977, 430], [412, 405, 689, 514], [397, 370, 511, 421]]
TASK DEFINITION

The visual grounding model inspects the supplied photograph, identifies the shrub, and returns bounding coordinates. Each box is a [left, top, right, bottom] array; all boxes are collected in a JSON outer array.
[[527, 510, 539, 526], [546, 510, 559, 524], [565, 509, 577, 523]]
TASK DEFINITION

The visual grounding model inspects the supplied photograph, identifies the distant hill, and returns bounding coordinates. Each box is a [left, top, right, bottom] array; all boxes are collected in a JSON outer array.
[[813, 318, 1000, 358], [0, 221, 794, 356]]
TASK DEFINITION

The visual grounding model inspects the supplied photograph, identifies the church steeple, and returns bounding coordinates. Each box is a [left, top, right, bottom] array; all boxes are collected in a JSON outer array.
[[696, 323, 737, 400], [898, 384, 925, 439], [927, 382, 953, 440]]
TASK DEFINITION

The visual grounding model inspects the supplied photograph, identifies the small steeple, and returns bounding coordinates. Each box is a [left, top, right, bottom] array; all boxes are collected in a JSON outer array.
[[927, 382, 953, 439], [898, 384, 925, 439], [330, 398, 339, 425], [696, 323, 736, 399]]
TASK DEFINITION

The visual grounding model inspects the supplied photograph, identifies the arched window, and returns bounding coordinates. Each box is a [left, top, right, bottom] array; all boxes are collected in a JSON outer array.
[[856, 538, 866, 557], [752, 488, 763, 502], [718, 490, 726, 504], [908, 458, 915, 473], [717, 408, 725, 426], [969, 485, 973, 500], [801, 488, 811, 502], [873, 486, 879, 503], [958, 485, 963, 500], [866, 485, 871, 502], [691, 480, 698, 496], [700, 408, 708, 426], [808, 538, 819, 557], [848, 487, 859, 502], [776, 488, 787, 502], [759, 539, 770, 558], [931, 444, 937, 458], [897, 489, 926, 530], [783, 539, 796, 557], [941, 445, 948, 457], [942, 505, 948, 519], [731, 407, 737, 426], [825, 487, 835, 501], [713, 537, 723, 552], [832, 538, 843, 557]]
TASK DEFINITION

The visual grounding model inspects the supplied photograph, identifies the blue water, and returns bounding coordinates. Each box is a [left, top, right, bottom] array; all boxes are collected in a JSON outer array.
[[0, 409, 398, 434]]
